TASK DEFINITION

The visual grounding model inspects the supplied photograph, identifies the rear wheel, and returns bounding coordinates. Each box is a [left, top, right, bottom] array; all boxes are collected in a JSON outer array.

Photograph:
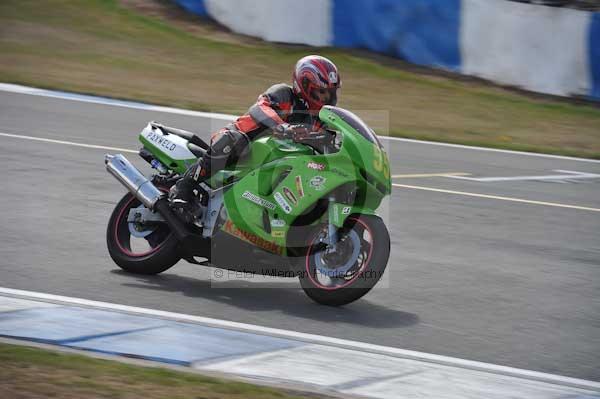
[[299, 214, 390, 306], [106, 192, 180, 274]]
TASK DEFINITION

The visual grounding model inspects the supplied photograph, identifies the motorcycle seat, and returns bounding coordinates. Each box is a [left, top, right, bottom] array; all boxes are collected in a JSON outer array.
[[151, 122, 210, 150], [187, 143, 206, 158]]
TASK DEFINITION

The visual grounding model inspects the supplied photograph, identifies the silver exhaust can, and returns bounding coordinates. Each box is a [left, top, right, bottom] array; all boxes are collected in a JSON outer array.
[[105, 154, 164, 209]]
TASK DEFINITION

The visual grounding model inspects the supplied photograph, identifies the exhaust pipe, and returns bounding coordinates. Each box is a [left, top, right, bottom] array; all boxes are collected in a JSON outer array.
[[105, 154, 163, 209], [105, 154, 191, 241]]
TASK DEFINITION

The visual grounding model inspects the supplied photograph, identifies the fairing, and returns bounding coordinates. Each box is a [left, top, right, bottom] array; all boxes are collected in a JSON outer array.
[[139, 107, 391, 256]]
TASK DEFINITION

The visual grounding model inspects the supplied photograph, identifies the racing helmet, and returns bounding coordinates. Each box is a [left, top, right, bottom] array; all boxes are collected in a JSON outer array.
[[292, 55, 341, 110]]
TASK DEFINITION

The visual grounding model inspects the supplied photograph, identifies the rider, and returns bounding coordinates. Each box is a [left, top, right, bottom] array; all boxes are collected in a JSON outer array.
[[169, 55, 341, 214]]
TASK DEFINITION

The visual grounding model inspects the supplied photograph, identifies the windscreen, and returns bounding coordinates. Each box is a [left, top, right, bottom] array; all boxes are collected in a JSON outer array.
[[326, 107, 383, 149]]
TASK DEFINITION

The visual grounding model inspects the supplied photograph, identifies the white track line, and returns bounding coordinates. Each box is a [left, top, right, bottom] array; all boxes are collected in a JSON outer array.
[[0, 83, 236, 122], [447, 170, 600, 182], [379, 136, 600, 163], [0, 132, 137, 153], [392, 183, 600, 212], [1, 82, 599, 164], [1, 131, 598, 212], [392, 172, 470, 178], [1, 287, 599, 391]]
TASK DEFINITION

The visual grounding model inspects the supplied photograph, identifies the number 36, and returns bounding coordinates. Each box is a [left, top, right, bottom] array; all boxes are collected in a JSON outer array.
[[372, 147, 390, 179]]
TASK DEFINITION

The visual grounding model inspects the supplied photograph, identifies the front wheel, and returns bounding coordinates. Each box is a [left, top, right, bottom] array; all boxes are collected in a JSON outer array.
[[106, 192, 181, 275], [299, 214, 390, 306]]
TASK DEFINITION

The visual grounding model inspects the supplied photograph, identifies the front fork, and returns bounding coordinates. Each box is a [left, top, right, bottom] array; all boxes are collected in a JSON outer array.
[[327, 194, 339, 251], [322, 145, 339, 252]]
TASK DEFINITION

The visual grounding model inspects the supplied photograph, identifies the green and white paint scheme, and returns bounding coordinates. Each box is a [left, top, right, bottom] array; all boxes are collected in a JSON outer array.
[[138, 106, 391, 255], [139, 124, 198, 171]]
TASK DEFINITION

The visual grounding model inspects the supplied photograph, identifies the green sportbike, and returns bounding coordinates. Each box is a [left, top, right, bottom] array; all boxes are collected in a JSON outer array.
[[104, 106, 391, 306]]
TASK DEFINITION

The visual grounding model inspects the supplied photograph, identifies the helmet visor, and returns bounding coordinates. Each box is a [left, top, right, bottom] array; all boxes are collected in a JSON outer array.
[[311, 87, 339, 106]]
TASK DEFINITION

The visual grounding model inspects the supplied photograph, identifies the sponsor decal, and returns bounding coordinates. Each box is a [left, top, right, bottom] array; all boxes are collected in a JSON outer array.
[[223, 220, 283, 255], [309, 175, 326, 191], [242, 191, 276, 210], [282, 186, 298, 205], [295, 176, 305, 198], [146, 131, 177, 152], [342, 206, 351, 215], [331, 168, 349, 178], [272, 230, 285, 238], [307, 161, 325, 171], [270, 219, 285, 227], [274, 192, 292, 214]]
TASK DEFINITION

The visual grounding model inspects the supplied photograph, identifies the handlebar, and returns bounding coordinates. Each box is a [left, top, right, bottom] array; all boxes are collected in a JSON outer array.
[[284, 129, 336, 154], [294, 130, 334, 143]]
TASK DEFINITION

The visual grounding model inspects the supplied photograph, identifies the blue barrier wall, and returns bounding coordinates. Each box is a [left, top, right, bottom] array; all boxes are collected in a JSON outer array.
[[332, 0, 461, 71], [174, 0, 598, 101], [589, 13, 600, 99], [174, 0, 207, 17]]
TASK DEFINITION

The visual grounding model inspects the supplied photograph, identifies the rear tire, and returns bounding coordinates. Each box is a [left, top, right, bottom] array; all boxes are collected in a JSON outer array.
[[106, 192, 181, 275], [298, 214, 390, 306]]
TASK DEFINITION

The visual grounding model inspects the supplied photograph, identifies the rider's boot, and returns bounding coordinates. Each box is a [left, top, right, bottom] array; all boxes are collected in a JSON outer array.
[[169, 162, 208, 224], [169, 128, 238, 224]]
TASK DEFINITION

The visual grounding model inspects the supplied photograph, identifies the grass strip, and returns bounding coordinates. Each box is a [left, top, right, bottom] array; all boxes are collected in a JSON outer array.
[[0, 342, 329, 399], [0, 0, 599, 158]]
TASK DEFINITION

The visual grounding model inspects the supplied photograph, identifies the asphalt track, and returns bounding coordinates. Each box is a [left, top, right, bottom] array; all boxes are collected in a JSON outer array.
[[0, 89, 599, 381]]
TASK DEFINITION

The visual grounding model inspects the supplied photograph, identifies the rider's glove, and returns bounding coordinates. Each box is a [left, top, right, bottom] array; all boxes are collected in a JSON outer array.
[[274, 123, 310, 141]]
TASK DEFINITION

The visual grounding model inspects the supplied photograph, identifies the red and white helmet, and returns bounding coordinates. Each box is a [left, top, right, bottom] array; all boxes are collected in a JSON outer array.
[[293, 55, 341, 110]]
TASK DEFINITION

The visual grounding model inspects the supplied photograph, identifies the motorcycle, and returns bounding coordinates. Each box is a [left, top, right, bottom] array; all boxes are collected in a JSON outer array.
[[104, 105, 391, 306]]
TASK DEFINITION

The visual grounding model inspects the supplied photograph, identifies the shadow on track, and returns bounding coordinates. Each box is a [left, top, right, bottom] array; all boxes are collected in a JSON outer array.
[[111, 270, 419, 329]]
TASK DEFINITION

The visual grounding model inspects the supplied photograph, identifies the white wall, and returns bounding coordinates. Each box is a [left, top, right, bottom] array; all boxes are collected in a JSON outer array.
[[204, 0, 332, 47], [461, 0, 591, 97], [194, 0, 597, 100]]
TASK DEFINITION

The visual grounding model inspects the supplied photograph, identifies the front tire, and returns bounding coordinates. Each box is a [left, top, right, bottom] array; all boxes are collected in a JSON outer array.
[[299, 214, 390, 306], [106, 192, 181, 275]]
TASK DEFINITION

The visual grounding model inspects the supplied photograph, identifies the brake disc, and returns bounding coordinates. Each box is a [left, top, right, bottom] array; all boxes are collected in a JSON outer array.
[[313, 229, 361, 278], [127, 204, 158, 238]]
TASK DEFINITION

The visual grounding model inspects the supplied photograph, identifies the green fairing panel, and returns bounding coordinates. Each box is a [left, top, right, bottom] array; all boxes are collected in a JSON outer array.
[[319, 107, 391, 197], [222, 145, 356, 247], [222, 107, 391, 253], [139, 108, 391, 256]]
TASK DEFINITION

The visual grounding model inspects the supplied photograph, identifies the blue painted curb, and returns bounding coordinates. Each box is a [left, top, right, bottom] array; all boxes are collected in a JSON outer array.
[[0, 305, 303, 366]]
